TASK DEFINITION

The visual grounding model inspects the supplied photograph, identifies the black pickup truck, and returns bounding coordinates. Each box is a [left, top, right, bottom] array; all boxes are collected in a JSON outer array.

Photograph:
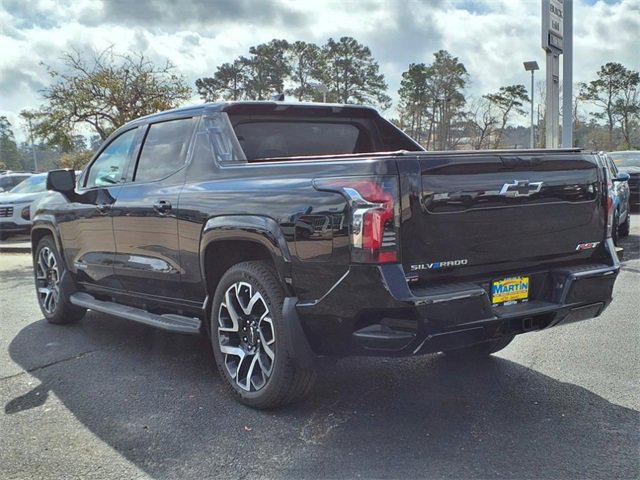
[[32, 102, 622, 408]]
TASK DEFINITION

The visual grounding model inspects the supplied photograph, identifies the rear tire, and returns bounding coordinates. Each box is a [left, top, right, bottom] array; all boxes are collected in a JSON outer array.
[[612, 214, 620, 246], [443, 335, 515, 360], [34, 236, 86, 325], [619, 215, 630, 238], [210, 261, 316, 409]]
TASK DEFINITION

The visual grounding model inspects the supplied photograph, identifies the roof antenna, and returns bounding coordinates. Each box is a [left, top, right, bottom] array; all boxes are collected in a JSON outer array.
[[271, 93, 285, 101]]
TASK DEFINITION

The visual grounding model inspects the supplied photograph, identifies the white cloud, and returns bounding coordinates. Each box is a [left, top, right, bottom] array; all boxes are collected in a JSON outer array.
[[1, 0, 638, 142]]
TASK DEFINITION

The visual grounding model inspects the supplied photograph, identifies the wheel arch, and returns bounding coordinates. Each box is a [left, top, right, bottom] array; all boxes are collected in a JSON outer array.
[[30, 221, 67, 268], [199, 215, 293, 300]]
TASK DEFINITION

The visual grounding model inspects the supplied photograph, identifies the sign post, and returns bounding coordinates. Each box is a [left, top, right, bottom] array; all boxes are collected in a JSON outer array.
[[561, 0, 573, 147], [541, 0, 563, 148]]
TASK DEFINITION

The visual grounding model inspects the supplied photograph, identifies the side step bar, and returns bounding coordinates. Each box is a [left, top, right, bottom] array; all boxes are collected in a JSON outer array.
[[70, 292, 202, 335]]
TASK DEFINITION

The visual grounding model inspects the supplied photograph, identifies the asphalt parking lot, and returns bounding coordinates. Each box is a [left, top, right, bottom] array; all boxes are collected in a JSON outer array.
[[1, 218, 639, 480]]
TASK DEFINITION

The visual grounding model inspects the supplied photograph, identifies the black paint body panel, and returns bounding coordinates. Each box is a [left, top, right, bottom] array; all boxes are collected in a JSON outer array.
[[31, 102, 620, 357]]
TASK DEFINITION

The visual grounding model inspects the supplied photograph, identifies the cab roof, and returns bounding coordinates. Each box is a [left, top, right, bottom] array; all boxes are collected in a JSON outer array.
[[135, 101, 381, 123]]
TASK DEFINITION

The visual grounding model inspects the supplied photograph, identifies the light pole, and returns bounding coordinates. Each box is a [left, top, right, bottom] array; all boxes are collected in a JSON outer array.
[[524, 61, 539, 149], [312, 82, 328, 103]]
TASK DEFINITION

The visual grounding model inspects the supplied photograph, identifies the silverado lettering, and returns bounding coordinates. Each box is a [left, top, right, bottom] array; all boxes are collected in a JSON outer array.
[[411, 259, 469, 271]]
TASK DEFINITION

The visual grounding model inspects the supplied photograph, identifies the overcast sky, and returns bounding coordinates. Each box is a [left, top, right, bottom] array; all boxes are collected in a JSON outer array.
[[1, 0, 638, 142]]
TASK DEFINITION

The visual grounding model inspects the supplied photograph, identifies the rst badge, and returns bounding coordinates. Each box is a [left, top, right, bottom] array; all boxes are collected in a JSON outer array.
[[576, 242, 600, 251], [410, 259, 468, 271]]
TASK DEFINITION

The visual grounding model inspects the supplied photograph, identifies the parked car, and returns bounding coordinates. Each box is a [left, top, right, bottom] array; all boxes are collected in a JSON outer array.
[[609, 150, 640, 208], [0, 173, 49, 239], [0, 171, 32, 193], [599, 153, 631, 243], [33, 102, 621, 408]]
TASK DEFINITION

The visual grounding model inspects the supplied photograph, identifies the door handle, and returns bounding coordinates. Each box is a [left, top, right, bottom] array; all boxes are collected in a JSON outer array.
[[96, 203, 111, 214], [153, 200, 172, 214]]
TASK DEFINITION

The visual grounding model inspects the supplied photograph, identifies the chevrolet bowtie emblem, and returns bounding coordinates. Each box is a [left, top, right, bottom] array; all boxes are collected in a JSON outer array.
[[499, 180, 543, 198]]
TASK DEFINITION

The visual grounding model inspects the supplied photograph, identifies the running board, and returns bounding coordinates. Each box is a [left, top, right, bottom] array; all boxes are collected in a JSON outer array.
[[70, 292, 202, 334]]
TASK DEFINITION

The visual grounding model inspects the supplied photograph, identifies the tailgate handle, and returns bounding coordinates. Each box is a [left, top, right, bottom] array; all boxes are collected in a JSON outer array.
[[499, 180, 543, 198]]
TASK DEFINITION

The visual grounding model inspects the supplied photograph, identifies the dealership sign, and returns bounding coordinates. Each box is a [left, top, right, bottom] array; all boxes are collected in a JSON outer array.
[[542, 0, 564, 53]]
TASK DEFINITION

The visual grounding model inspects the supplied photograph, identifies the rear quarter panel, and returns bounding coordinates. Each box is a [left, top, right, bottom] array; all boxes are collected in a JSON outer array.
[[179, 154, 399, 303]]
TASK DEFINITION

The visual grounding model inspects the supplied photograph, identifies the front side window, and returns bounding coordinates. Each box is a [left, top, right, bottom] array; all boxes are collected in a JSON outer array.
[[134, 117, 197, 183], [86, 128, 138, 188]]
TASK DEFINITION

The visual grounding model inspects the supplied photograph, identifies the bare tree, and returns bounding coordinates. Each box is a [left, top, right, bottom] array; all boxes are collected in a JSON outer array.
[[484, 85, 529, 148], [31, 47, 192, 150], [466, 97, 499, 149]]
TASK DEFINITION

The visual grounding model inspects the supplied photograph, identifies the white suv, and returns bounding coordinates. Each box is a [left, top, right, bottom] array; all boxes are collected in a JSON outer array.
[[0, 173, 47, 239]]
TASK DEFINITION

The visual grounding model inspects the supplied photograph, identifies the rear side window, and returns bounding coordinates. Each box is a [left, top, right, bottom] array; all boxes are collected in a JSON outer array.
[[135, 117, 197, 182], [234, 121, 366, 160]]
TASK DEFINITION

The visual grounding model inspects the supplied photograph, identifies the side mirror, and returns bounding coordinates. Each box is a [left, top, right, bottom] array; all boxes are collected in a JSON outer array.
[[47, 169, 76, 193], [613, 172, 630, 183]]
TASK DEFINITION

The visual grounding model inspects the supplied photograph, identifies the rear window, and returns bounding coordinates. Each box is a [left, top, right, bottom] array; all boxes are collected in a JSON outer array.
[[234, 121, 366, 160]]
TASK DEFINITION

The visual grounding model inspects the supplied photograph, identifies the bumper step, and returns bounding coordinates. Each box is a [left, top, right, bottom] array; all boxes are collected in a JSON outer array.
[[353, 324, 416, 351], [70, 292, 202, 334], [493, 300, 560, 319]]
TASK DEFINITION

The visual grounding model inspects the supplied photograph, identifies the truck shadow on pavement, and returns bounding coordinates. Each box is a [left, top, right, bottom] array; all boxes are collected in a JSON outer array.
[[7, 313, 640, 479]]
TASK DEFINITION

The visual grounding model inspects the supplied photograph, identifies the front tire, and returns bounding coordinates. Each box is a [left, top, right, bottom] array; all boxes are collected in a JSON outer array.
[[34, 236, 86, 325], [210, 261, 315, 409], [443, 335, 515, 360]]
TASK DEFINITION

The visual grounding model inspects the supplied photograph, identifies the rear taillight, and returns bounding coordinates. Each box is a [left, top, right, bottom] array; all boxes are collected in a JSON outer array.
[[605, 173, 614, 239], [314, 176, 400, 263]]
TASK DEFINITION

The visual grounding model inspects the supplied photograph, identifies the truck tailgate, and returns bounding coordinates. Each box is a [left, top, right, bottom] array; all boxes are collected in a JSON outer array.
[[401, 152, 605, 279]]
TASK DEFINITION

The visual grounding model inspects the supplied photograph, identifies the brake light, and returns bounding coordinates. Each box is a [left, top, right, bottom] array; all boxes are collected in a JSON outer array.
[[605, 171, 614, 239], [314, 176, 399, 263]]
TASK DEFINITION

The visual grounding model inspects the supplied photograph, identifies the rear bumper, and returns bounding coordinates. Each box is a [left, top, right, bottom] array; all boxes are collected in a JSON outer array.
[[296, 239, 620, 356]]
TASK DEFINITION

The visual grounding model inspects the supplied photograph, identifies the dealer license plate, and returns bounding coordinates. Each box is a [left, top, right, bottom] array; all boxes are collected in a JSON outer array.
[[491, 276, 529, 305]]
